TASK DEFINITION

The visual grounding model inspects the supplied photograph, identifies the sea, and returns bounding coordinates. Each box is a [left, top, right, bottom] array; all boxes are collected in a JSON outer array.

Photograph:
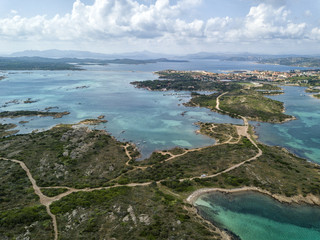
[[1, 59, 320, 239], [196, 191, 320, 240]]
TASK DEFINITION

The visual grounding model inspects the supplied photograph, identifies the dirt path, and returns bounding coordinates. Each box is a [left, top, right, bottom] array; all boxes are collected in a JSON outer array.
[[124, 144, 133, 166], [46, 182, 152, 204], [216, 91, 228, 110], [1, 157, 59, 240], [184, 147, 262, 181], [1, 156, 154, 240], [189, 92, 261, 181]]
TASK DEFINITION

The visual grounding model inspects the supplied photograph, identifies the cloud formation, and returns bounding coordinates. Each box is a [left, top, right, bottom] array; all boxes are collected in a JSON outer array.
[[0, 0, 317, 53], [0, 0, 203, 40]]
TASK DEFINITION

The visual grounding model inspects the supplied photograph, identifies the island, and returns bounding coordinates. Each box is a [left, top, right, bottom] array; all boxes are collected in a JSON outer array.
[[0, 57, 187, 70], [258, 57, 320, 68], [0, 110, 70, 119]]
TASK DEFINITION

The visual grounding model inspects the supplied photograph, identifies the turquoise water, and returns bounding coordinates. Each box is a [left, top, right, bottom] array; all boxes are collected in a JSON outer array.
[[252, 86, 320, 163], [0, 60, 315, 159], [196, 191, 320, 240]]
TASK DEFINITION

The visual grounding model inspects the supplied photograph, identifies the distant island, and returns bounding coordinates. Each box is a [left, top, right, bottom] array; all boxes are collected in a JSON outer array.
[[224, 56, 320, 68], [0, 57, 188, 70], [184, 52, 320, 68], [258, 57, 320, 68]]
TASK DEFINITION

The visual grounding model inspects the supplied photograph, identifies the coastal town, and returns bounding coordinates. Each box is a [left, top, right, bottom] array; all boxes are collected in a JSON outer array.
[[156, 69, 320, 83]]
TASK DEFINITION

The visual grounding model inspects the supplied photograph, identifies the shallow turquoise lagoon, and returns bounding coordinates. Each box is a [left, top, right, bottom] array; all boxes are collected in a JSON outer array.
[[196, 191, 320, 240], [252, 86, 320, 163]]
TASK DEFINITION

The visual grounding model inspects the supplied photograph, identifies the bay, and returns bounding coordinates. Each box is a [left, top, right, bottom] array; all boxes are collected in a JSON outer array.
[[196, 191, 320, 240], [252, 86, 320, 163]]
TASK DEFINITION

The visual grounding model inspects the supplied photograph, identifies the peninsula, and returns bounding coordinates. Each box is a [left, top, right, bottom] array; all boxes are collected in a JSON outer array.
[[132, 70, 295, 122]]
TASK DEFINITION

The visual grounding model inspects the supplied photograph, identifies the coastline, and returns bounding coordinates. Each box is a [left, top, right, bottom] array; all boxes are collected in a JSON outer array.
[[187, 187, 320, 206], [187, 186, 320, 239], [311, 94, 320, 99]]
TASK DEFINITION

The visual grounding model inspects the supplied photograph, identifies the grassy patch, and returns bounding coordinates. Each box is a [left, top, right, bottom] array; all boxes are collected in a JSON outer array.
[[41, 188, 69, 197]]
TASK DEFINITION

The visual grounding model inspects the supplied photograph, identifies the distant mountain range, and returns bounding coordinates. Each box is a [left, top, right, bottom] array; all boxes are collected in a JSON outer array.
[[9, 49, 175, 60], [183, 52, 320, 60], [2, 50, 320, 69], [7, 49, 320, 61]]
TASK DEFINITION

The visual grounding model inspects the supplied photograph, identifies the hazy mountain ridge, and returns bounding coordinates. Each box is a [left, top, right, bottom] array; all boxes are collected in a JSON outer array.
[[4, 50, 320, 69], [8, 49, 320, 61], [9, 49, 174, 60]]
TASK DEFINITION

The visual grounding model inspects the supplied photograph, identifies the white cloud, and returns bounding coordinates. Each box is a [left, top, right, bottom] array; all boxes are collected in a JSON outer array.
[[243, 4, 306, 39], [202, 3, 307, 43], [0, 0, 316, 53], [310, 28, 320, 40], [0, 0, 184, 40]]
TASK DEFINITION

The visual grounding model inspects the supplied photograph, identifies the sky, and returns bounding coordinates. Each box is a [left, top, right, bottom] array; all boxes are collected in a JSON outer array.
[[0, 0, 319, 55]]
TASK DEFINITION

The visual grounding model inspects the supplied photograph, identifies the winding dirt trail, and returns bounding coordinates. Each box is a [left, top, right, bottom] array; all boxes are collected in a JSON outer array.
[[1, 156, 154, 240], [198, 92, 262, 179], [124, 144, 133, 166], [216, 91, 228, 110], [1, 157, 59, 240]]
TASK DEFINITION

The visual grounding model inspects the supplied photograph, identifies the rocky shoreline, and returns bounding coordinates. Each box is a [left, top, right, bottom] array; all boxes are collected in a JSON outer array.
[[187, 187, 320, 207]]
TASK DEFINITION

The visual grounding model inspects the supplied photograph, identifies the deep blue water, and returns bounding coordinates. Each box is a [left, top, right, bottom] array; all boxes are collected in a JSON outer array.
[[196, 191, 320, 240]]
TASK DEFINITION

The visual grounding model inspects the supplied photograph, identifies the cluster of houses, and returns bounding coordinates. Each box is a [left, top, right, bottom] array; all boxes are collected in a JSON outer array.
[[159, 69, 320, 82]]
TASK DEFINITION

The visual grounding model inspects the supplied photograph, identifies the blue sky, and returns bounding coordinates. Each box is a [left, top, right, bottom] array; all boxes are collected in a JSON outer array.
[[0, 0, 319, 54]]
